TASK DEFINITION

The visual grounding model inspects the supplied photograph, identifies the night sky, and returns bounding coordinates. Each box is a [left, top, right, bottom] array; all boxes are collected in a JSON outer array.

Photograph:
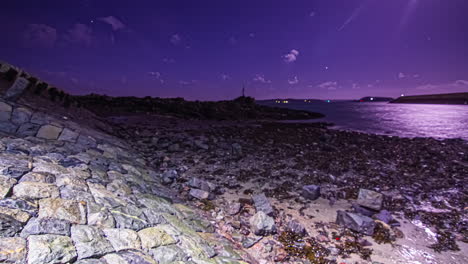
[[1, 0, 468, 100]]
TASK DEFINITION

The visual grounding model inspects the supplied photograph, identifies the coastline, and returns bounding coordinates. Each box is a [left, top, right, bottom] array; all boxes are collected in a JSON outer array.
[[109, 114, 468, 264]]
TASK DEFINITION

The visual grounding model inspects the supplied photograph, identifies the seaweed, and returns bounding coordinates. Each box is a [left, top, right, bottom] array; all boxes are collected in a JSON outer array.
[[372, 222, 396, 244], [429, 230, 460, 252], [278, 231, 335, 264]]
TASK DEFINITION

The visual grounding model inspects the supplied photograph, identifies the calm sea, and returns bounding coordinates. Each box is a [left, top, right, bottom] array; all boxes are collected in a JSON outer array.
[[259, 101, 468, 140]]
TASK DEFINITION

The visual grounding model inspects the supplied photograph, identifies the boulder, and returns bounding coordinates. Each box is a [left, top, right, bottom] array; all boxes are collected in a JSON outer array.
[[110, 205, 149, 231], [71, 225, 114, 259], [357, 189, 383, 210], [0, 237, 27, 263], [17, 123, 40, 137], [36, 125, 63, 140], [189, 188, 210, 200], [336, 210, 376, 235], [187, 178, 215, 192], [227, 202, 241, 215], [138, 226, 177, 249], [101, 251, 157, 264], [148, 245, 188, 264], [20, 217, 71, 237], [27, 235, 77, 264], [0, 102, 12, 121], [252, 193, 274, 216], [302, 185, 321, 200], [87, 202, 115, 228], [249, 211, 276, 236], [11, 107, 32, 125], [13, 182, 60, 199], [0, 175, 16, 199], [102, 228, 141, 251], [287, 220, 307, 236], [38, 198, 87, 224], [58, 128, 79, 143], [0, 213, 23, 237]]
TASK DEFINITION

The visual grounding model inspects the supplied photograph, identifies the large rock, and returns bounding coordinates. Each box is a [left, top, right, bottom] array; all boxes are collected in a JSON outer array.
[[0, 175, 16, 199], [0, 237, 26, 263], [0, 206, 31, 223], [252, 193, 274, 216], [20, 217, 71, 237], [102, 228, 141, 251], [101, 251, 156, 264], [5, 77, 29, 100], [17, 123, 40, 137], [110, 205, 149, 231], [38, 198, 87, 224], [336, 210, 376, 236], [58, 128, 79, 142], [0, 101, 12, 121], [27, 235, 77, 264], [87, 202, 115, 228], [189, 188, 210, 200], [249, 211, 276, 236], [0, 213, 23, 237], [138, 226, 177, 249], [19, 171, 56, 183], [0, 198, 37, 214], [13, 182, 60, 199], [148, 245, 188, 264], [71, 225, 114, 259], [287, 220, 307, 236], [356, 189, 383, 210], [187, 178, 215, 192], [36, 125, 63, 140], [302, 185, 321, 200], [11, 107, 32, 125]]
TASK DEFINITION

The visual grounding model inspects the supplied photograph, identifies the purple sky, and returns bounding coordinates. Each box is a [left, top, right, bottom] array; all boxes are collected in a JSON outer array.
[[1, 0, 468, 100]]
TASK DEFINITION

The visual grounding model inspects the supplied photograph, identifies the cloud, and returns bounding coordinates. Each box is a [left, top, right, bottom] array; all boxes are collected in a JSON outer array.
[[288, 76, 299, 85], [179, 80, 197, 86], [283, 49, 299, 63], [162, 58, 176, 64], [22, 24, 57, 48], [170, 34, 182, 45], [149, 71, 164, 84], [98, 16, 126, 31], [253, 74, 271, 84], [221, 74, 230, 81], [228, 36, 237, 45], [398, 72, 406, 79], [317, 81, 338, 90], [309, 11, 316, 17], [64, 23, 93, 46], [416, 80, 468, 91], [249, 33, 255, 38]]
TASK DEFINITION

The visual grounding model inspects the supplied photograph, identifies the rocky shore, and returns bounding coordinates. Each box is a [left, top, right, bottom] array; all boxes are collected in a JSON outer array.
[[107, 114, 468, 264]]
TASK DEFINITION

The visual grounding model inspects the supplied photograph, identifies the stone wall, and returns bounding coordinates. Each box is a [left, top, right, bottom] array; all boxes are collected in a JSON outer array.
[[0, 62, 249, 263]]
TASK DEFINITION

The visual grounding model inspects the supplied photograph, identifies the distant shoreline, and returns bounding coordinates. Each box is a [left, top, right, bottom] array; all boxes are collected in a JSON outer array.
[[390, 92, 468, 105]]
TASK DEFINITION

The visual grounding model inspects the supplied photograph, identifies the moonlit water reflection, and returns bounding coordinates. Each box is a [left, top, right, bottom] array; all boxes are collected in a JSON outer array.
[[260, 101, 468, 140]]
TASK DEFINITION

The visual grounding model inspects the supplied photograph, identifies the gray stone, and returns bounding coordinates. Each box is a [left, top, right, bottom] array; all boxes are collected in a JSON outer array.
[[0, 206, 31, 223], [336, 210, 376, 235], [252, 193, 274, 216], [13, 182, 60, 199], [0, 175, 16, 199], [357, 189, 383, 211], [110, 205, 148, 231], [373, 210, 394, 224], [38, 198, 87, 224], [0, 213, 23, 237], [71, 225, 114, 259], [287, 220, 307, 236], [138, 226, 177, 249], [194, 140, 209, 150], [17, 123, 40, 137], [87, 202, 115, 228], [11, 108, 32, 125], [36, 125, 63, 140], [30, 112, 51, 125], [88, 182, 127, 208], [227, 202, 241, 215], [0, 198, 37, 214], [27, 235, 77, 264], [75, 259, 105, 264], [241, 236, 262, 248], [0, 237, 26, 263], [189, 188, 210, 200], [149, 245, 187, 264], [168, 143, 180, 152], [19, 171, 55, 183], [302, 185, 321, 200], [102, 228, 141, 251], [5, 77, 29, 100], [101, 251, 157, 264], [249, 211, 276, 236], [58, 128, 79, 142], [187, 178, 215, 192], [0, 121, 17, 133], [20, 217, 71, 237], [0, 101, 12, 121]]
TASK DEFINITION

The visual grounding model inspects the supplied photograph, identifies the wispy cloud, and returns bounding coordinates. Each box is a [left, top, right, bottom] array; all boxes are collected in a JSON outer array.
[[415, 80, 468, 91], [317, 81, 338, 90], [398, 72, 406, 79], [170, 34, 182, 45], [288, 76, 299, 85], [339, 3, 366, 31], [221, 74, 230, 81], [64, 23, 93, 46], [253, 74, 271, 84], [98, 16, 126, 31], [228, 36, 237, 45], [283, 49, 299, 63], [179, 80, 197, 86], [149, 71, 164, 84], [22, 24, 57, 48], [162, 58, 176, 64]]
